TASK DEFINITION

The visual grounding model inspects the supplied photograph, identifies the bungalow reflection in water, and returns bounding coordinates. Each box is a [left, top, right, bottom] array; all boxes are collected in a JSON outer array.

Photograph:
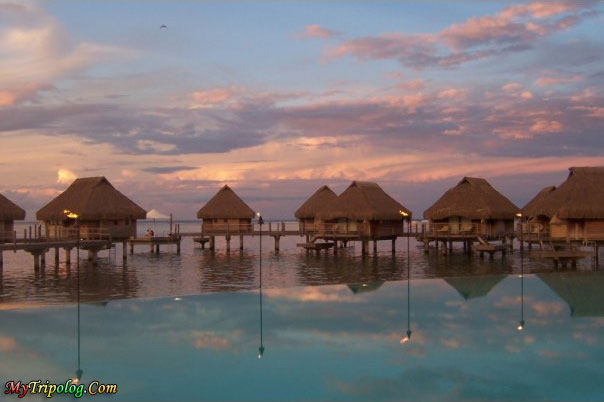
[[3, 271, 604, 401]]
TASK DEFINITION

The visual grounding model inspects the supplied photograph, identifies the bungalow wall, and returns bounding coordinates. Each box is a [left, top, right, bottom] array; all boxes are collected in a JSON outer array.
[[317, 218, 404, 239], [299, 218, 318, 234], [0, 220, 14, 242], [550, 218, 604, 241], [44, 218, 137, 240], [430, 217, 514, 238], [202, 218, 252, 234]]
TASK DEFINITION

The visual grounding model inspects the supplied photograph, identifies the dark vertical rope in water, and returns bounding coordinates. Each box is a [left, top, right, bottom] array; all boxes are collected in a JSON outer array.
[[407, 219, 411, 340], [76, 220, 82, 382], [519, 241, 525, 331], [258, 218, 264, 358]]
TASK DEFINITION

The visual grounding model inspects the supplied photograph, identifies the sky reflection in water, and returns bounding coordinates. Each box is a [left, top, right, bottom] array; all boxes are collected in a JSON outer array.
[[2, 272, 604, 401]]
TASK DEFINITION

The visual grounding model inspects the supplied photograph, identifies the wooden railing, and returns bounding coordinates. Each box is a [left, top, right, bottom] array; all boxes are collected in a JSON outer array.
[[44, 227, 113, 241], [425, 222, 480, 236]]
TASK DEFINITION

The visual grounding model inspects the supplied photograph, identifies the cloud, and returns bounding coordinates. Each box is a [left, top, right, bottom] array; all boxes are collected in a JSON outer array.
[[0, 1, 133, 107], [142, 166, 198, 174], [535, 73, 583, 86], [297, 25, 339, 39], [328, 2, 597, 69]]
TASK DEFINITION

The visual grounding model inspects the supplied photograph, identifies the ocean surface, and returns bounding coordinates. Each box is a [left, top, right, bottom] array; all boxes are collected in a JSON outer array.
[[0, 221, 599, 309]]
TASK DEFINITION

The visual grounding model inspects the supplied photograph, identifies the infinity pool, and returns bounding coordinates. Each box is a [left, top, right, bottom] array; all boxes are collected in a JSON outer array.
[[2, 272, 604, 401]]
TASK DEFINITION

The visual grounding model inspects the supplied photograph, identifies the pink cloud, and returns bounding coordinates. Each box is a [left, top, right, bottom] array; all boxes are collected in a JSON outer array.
[[330, 1, 592, 68], [298, 25, 338, 39], [190, 87, 237, 107], [500, 2, 577, 19], [530, 118, 562, 133], [536, 74, 583, 86]]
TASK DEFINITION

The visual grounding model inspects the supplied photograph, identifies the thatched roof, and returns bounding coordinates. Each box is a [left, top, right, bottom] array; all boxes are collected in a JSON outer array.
[[36, 177, 146, 221], [295, 185, 338, 219], [197, 185, 255, 219], [423, 177, 519, 220], [522, 186, 556, 218], [444, 274, 506, 300], [316, 181, 411, 221], [538, 272, 604, 317], [347, 281, 384, 294], [525, 167, 604, 219], [0, 193, 25, 221]]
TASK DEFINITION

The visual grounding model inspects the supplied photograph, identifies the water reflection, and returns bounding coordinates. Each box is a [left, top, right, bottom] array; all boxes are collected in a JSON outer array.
[[0, 221, 600, 307], [2, 272, 604, 401]]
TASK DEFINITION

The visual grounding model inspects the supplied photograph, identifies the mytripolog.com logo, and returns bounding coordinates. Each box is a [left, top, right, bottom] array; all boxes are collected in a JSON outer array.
[[5, 380, 117, 398]]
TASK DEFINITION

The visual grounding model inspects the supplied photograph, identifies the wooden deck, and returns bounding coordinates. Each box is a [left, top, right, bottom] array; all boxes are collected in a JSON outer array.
[[128, 236, 181, 255]]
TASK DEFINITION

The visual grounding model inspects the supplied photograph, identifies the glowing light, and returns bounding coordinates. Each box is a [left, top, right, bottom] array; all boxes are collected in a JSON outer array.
[[64, 209, 79, 219], [399, 210, 409, 217], [72, 378, 79, 385], [174, 297, 182, 301], [516, 212, 523, 217], [57, 169, 76, 184], [400, 336, 410, 344], [257, 354, 262, 359], [517, 323, 524, 331]]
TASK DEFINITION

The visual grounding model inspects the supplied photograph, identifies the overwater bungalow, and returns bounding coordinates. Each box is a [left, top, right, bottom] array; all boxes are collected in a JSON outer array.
[[522, 167, 604, 244], [423, 177, 519, 251], [295, 185, 337, 236], [197, 185, 255, 250], [36, 177, 146, 241], [0, 193, 25, 242], [315, 181, 411, 253], [444, 275, 506, 300], [521, 185, 556, 241]]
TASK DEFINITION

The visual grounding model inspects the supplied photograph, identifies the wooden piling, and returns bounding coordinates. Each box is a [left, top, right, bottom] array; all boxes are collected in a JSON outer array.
[[54, 247, 59, 264], [176, 239, 181, 254], [155, 244, 160, 254], [130, 242, 134, 254], [274, 236, 280, 252], [210, 236, 215, 250], [122, 241, 127, 261], [362, 240, 368, 255], [0, 250, 3, 269], [65, 248, 71, 265], [391, 238, 396, 253], [33, 254, 40, 270], [373, 240, 378, 255], [226, 235, 231, 252], [40, 250, 46, 266]]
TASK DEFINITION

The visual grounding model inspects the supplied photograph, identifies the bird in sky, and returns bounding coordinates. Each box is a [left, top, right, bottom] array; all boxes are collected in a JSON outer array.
[[160, 25, 168, 29]]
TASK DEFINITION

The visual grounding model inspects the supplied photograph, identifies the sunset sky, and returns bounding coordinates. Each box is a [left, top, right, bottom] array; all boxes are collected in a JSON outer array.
[[1, 1, 603, 219]]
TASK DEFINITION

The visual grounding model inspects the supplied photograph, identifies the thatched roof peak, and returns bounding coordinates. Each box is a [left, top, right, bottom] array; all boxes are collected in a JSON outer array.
[[0, 193, 26, 221], [36, 176, 146, 221], [423, 176, 519, 220], [197, 185, 255, 219], [316, 181, 411, 221], [522, 185, 556, 218], [526, 166, 604, 219], [295, 185, 338, 219]]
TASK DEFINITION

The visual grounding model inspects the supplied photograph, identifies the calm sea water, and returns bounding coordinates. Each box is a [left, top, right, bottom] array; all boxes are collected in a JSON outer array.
[[2, 273, 604, 401], [0, 221, 600, 308]]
